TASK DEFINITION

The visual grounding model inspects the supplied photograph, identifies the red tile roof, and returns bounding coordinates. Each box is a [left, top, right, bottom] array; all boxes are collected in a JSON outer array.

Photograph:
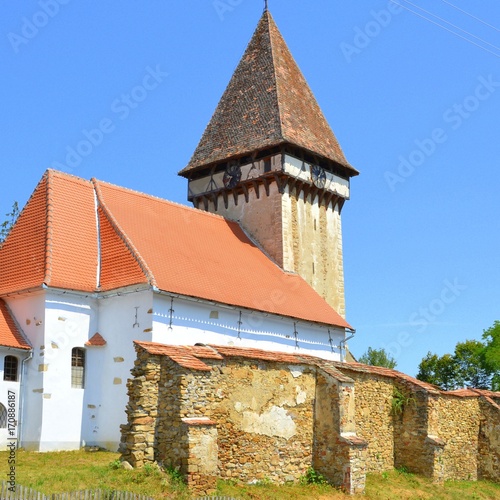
[[134, 342, 500, 401], [85, 332, 107, 347], [0, 170, 349, 329], [179, 10, 357, 177], [135, 342, 216, 371], [0, 171, 99, 294], [0, 299, 31, 350], [96, 178, 350, 327]]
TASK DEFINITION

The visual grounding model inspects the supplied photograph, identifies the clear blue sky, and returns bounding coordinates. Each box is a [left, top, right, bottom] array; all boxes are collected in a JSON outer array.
[[1, 1, 499, 376]]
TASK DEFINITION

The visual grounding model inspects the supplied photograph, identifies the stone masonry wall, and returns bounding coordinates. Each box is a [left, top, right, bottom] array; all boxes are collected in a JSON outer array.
[[119, 350, 160, 467], [392, 384, 430, 476], [189, 357, 317, 483], [478, 397, 500, 481], [430, 394, 481, 481], [313, 371, 366, 494], [339, 370, 395, 472], [121, 343, 500, 495], [121, 343, 368, 494]]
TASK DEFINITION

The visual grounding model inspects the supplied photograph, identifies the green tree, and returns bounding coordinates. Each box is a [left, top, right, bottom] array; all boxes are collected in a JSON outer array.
[[454, 339, 492, 389], [359, 347, 397, 369], [417, 338, 496, 391], [482, 321, 500, 391], [0, 201, 19, 245], [416, 352, 461, 390]]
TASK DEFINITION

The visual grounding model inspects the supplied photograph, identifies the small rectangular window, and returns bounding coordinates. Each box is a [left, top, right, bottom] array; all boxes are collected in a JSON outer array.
[[71, 348, 85, 389], [3, 356, 18, 382]]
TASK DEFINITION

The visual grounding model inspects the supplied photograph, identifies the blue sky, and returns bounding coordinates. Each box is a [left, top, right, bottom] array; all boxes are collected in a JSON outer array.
[[1, 1, 499, 376]]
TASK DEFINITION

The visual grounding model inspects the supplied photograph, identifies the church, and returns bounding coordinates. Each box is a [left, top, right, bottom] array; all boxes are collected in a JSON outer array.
[[0, 8, 358, 452]]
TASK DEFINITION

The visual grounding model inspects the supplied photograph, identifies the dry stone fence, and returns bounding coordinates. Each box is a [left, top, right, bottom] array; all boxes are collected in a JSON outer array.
[[120, 341, 500, 495]]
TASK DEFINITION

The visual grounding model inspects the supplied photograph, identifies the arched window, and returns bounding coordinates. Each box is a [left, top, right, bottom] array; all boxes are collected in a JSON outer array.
[[71, 348, 85, 389], [3, 356, 18, 382], [0, 403, 6, 428]]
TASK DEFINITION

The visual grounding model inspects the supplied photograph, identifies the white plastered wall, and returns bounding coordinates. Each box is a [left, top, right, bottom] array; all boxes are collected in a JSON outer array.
[[152, 294, 344, 361], [89, 289, 153, 450]]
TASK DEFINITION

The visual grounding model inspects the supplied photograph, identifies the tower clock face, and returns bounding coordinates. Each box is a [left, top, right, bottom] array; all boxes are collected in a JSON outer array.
[[223, 163, 242, 189], [311, 165, 327, 188]]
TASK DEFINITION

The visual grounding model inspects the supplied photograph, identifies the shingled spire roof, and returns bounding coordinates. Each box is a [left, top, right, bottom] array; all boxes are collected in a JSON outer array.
[[179, 10, 357, 177]]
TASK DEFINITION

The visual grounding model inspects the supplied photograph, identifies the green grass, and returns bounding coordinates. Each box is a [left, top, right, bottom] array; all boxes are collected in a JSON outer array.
[[1, 449, 499, 499]]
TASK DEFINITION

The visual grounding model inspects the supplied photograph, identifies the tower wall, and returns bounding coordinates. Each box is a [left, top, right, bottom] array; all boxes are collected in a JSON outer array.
[[282, 187, 345, 317]]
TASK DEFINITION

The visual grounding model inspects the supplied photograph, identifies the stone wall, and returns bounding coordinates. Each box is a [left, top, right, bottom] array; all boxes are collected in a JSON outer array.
[[120, 342, 500, 495], [430, 394, 481, 480], [340, 370, 395, 471], [478, 396, 500, 481], [120, 343, 367, 494]]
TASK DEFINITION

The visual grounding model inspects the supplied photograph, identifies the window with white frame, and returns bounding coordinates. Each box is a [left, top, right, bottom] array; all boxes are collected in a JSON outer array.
[[71, 347, 85, 389]]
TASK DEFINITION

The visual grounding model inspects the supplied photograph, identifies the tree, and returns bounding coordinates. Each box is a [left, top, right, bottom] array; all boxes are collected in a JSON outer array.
[[417, 352, 461, 390], [417, 338, 495, 391], [454, 339, 492, 389], [482, 321, 500, 391], [359, 347, 397, 369], [0, 201, 19, 245]]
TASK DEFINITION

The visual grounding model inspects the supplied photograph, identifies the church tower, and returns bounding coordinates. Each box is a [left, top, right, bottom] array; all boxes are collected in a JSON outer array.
[[178, 9, 358, 318]]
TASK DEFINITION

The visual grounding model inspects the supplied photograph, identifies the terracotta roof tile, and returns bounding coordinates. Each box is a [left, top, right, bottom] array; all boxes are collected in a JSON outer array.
[[180, 11, 357, 177], [0, 171, 98, 294], [97, 206, 148, 291], [334, 361, 441, 394], [211, 344, 306, 365], [135, 341, 212, 371], [95, 179, 350, 328], [47, 171, 99, 291], [85, 332, 107, 347], [0, 174, 48, 294], [135, 343, 500, 405], [0, 299, 31, 350], [0, 170, 349, 329]]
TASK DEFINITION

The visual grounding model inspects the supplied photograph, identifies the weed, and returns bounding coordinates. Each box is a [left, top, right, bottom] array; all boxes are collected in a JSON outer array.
[[391, 386, 416, 416], [108, 459, 122, 470], [143, 463, 157, 476], [300, 467, 328, 485], [163, 465, 187, 495]]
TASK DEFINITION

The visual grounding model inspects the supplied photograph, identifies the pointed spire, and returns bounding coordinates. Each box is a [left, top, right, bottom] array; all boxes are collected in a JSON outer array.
[[180, 10, 357, 177]]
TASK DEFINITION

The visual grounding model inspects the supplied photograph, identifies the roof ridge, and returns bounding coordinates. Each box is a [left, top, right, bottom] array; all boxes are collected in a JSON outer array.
[[92, 179, 156, 288], [44, 170, 54, 286], [45, 168, 93, 184], [265, 11, 285, 141], [93, 177, 242, 224]]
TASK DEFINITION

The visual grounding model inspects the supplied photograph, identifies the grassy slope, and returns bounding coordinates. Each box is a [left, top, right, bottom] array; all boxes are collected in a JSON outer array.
[[1, 450, 499, 499]]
